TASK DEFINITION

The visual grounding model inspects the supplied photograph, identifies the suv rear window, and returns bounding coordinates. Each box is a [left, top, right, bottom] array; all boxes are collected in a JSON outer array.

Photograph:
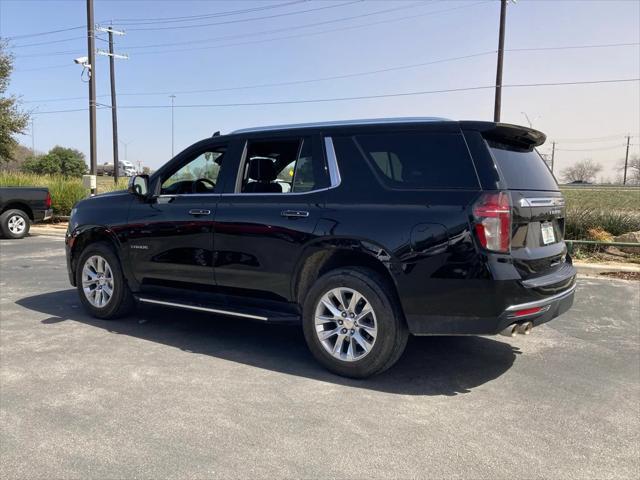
[[488, 140, 559, 191], [353, 132, 479, 189]]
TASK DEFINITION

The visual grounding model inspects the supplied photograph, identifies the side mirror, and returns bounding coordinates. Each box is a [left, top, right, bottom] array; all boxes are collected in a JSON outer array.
[[128, 174, 149, 197]]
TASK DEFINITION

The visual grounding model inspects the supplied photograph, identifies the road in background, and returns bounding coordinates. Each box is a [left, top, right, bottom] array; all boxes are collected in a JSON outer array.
[[1, 235, 639, 479]]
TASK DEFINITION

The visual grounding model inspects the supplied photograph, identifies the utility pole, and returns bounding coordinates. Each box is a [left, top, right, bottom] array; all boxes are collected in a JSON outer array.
[[170, 94, 176, 157], [494, 0, 507, 122], [97, 25, 127, 185], [623, 135, 631, 185], [31, 117, 35, 156], [119, 139, 131, 161], [550, 141, 556, 173], [109, 28, 119, 185], [86, 0, 97, 194]]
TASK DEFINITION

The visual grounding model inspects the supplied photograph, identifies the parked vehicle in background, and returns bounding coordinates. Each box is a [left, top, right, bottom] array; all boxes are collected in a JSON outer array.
[[0, 187, 52, 239], [97, 160, 137, 177], [65, 118, 576, 378]]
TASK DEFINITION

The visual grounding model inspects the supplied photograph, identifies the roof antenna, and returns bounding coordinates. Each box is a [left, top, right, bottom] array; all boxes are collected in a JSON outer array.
[[212, 131, 220, 137]]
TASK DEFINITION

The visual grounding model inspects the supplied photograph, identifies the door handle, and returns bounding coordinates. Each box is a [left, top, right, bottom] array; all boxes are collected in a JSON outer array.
[[188, 209, 211, 216], [281, 210, 309, 218]]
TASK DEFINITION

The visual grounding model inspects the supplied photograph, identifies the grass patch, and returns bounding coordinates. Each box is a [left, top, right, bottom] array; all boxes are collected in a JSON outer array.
[[562, 187, 640, 239], [0, 172, 128, 216]]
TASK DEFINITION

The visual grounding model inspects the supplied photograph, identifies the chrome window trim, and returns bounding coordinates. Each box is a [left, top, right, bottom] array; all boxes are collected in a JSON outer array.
[[324, 136, 342, 188], [518, 197, 566, 207], [220, 136, 341, 197], [154, 137, 342, 198], [231, 117, 451, 134], [156, 193, 222, 198]]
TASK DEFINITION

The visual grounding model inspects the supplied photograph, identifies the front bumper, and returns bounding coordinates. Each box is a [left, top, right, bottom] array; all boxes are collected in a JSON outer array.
[[65, 233, 76, 286]]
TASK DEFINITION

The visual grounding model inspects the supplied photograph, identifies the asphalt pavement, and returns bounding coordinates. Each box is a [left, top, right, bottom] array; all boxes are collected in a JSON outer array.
[[1, 234, 639, 479]]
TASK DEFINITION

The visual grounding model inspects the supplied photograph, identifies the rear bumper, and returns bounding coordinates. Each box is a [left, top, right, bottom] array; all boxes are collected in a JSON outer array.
[[495, 282, 576, 333], [33, 208, 53, 223], [406, 263, 577, 335]]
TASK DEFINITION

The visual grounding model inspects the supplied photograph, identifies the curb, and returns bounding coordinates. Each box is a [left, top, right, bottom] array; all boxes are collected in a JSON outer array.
[[29, 227, 67, 238], [574, 261, 640, 276]]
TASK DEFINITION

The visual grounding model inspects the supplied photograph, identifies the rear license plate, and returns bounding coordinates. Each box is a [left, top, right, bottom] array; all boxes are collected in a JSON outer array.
[[541, 222, 555, 245]]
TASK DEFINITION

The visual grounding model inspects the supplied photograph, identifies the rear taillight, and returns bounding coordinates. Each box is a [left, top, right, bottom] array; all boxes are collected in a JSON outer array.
[[45, 191, 52, 209], [472, 192, 511, 253]]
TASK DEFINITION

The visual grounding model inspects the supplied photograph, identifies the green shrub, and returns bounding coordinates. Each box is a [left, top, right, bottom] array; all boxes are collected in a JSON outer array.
[[565, 208, 640, 239]]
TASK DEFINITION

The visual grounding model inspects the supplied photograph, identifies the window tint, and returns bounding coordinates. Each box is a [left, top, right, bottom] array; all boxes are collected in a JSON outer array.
[[488, 141, 559, 191], [240, 137, 325, 194], [353, 132, 478, 189], [161, 146, 226, 195]]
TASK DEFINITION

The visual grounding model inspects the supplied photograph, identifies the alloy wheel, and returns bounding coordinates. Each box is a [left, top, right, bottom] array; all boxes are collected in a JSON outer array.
[[82, 255, 115, 308], [7, 215, 26, 235], [314, 287, 378, 362]]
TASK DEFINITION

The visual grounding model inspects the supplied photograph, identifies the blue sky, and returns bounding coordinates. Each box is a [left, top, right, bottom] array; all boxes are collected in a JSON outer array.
[[1, 0, 639, 179]]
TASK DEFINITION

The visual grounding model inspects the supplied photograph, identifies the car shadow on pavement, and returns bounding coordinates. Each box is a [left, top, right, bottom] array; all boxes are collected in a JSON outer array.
[[18, 289, 521, 396]]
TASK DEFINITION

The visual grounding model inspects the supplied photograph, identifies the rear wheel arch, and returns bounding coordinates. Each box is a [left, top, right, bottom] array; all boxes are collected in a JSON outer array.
[[1, 202, 33, 220], [293, 242, 402, 312]]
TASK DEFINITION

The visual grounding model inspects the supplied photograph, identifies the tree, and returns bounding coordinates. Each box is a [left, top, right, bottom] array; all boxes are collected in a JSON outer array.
[[561, 159, 602, 184], [619, 155, 640, 186], [0, 144, 36, 171], [0, 42, 29, 163], [21, 146, 87, 176]]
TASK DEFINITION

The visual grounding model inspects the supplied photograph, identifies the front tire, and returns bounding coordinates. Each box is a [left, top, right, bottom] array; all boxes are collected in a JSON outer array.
[[0, 209, 30, 239], [75, 242, 134, 319], [302, 267, 408, 378]]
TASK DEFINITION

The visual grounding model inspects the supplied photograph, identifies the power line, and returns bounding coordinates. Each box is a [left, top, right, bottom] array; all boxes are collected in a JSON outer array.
[[111, 0, 309, 25], [10, 36, 86, 48], [2, 0, 309, 40], [4, 25, 85, 41], [125, 1, 488, 53], [556, 144, 631, 152], [553, 133, 640, 143], [22, 50, 496, 104], [125, 0, 367, 31], [12, 0, 486, 59], [22, 40, 640, 103], [30, 77, 639, 114], [13, 49, 79, 59], [509, 42, 640, 52]]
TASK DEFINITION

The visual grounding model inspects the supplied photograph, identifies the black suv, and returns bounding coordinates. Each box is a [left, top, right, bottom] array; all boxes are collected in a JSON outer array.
[[66, 118, 576, 378]]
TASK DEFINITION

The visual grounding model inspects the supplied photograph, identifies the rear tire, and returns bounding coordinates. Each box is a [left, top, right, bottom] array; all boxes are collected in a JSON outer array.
[[75, 242, 134, 319], [0, 209, 30, 239], [302, 267, 408, 378]]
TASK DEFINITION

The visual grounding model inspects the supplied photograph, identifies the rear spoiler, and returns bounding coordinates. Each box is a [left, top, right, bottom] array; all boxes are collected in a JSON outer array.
[[460, 121, 546, 148]]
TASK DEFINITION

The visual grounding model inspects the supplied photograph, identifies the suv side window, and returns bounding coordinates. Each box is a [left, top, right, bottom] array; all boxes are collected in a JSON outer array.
[[353, 131, 479, 189], [161, 145, 226, 195], [238, 137, 326, 194]]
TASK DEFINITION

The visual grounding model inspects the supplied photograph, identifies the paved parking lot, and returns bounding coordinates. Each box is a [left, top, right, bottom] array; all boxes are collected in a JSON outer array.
[[1, 234, 639, 479]]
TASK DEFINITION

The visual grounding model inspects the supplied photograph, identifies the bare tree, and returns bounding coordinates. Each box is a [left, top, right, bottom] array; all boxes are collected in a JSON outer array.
[[619, 155, 640, 186], [561, 159, 603, 184]]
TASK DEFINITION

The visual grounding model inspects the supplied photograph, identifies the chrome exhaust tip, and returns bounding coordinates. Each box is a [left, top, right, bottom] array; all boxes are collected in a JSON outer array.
[[517, 321, 533, 335], [499, 324, 519, 337]]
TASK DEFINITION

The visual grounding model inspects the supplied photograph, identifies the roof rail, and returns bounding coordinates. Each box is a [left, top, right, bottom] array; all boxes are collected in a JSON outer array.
[[231, 117, 452, 134]]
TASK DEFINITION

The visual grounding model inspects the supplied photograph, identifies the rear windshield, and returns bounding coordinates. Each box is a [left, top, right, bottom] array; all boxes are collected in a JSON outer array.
[[353, 132, 479, 189], [488, 140, 559, 191]]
